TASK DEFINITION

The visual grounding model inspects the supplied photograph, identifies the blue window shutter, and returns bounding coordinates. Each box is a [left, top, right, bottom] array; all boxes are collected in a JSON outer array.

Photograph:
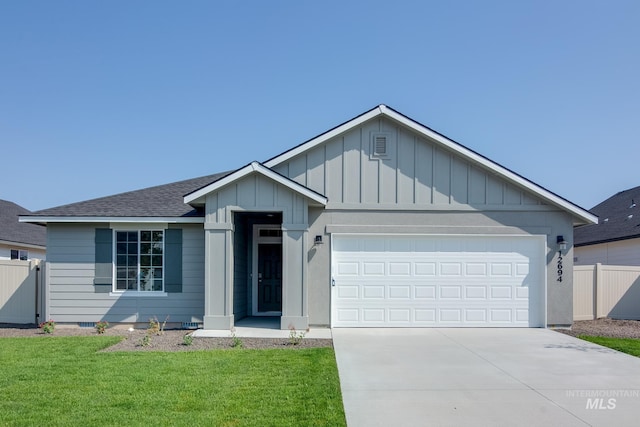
[[94, 228, 113, 292], [165, 229, 182, 293]]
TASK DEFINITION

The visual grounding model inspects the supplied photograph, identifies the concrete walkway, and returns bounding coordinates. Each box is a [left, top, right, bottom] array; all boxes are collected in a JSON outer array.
[[192, 317, 332, 339], [332, 328, 640, 427]]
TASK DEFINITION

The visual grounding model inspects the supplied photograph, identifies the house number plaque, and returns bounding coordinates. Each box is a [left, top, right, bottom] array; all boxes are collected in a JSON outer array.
[[557, 251, 564, 282]]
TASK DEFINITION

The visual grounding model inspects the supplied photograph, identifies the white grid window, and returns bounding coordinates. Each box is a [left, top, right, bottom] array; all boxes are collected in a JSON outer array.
[[115, 230, 164, 292]]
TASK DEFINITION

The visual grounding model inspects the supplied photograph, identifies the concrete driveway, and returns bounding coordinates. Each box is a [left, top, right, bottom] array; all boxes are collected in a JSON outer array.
[[332, 328, 640, 427]]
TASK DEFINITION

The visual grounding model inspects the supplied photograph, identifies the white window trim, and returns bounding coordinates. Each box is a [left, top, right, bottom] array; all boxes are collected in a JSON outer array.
[[10, 249, 29, 261], [112, 228, 166, 294]]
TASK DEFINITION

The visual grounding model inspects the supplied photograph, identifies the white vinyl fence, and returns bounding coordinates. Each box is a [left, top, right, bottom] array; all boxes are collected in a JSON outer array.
[[574, 264, 640, 321], [0, 260, 45, 324]]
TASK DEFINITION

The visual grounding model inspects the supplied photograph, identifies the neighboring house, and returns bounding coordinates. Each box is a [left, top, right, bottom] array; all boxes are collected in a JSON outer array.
[[21, 105, 596, 329], [574, 185, 640, 266], [0, 200, 46, 260]]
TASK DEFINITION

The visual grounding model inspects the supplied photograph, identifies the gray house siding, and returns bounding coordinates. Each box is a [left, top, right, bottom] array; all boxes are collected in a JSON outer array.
[[268, 117, 574, 327], [273, 118, 544, 210], [46, 223, 205, 324]]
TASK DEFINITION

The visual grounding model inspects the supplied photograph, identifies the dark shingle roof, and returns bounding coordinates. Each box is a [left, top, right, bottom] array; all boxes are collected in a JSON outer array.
[[574, 185, 640, 246], [25, 172, 230, 219], [0, 200, 46, 246]]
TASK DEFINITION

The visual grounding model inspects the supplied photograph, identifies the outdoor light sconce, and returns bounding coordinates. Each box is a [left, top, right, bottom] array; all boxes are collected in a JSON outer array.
[[556, 235, 568, 254], [314, 235, 324, 245]]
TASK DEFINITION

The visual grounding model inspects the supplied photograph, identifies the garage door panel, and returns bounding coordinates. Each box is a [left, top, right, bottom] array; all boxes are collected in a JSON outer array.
[[337, 285, 359, 299], [337, 262, 359, 275], [332, 234, 545, 327], [389, 286, 411, 298], [389, 262, 411, 275], [415, 263, 436, 275], [363, 285, 385, 299], [415, 286, 436, 299], [465, 286, 487, 299], [465, 309, 487, 322], [440, 286, 462, 299]]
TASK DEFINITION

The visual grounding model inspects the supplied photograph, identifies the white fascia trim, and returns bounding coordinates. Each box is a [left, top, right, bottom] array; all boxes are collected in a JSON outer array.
[[263, 106, 384, 168], [380, 107, 598, 225], [19, 216, 205, 224], [263, 104, 596, 225], [184, 161, 328, 206], [0, 240, 46, 251]]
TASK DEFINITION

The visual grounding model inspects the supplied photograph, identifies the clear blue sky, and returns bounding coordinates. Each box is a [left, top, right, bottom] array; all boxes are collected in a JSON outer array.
[[1, 1, 638, 212]]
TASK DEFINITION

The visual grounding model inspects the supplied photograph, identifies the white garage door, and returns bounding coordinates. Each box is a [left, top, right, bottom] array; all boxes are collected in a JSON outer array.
[[331, 234, 545, 327]]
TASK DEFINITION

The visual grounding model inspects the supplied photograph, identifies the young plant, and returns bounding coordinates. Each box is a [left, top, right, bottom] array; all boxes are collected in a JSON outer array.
[[183, 333, 194, 346], [230, 329, 243, 349], [95, 321, 109, 334], [148, 315, 169, 335], [140, 334, 151, 347], [39, 320, 56, 334], [288, 325, 308, 345], [148, 318, 160, 335]]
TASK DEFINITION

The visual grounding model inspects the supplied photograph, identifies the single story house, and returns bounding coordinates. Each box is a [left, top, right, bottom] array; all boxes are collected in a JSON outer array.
[[21, 105, 597, 329], [574, 185, 640, 266], [0, 199, 46, 260]]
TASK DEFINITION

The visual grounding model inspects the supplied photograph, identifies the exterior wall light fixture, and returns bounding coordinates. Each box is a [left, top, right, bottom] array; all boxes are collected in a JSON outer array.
[[556, 235, 568, 254]]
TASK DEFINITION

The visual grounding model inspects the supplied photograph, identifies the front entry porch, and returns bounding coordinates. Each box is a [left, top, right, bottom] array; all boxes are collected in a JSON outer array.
[[202, 210, 310, 331]]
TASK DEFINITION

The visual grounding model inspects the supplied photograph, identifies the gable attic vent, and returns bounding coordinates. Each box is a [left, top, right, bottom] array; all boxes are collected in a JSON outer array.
[[370, 132, 393, 159], [374, 135, 387, 155]]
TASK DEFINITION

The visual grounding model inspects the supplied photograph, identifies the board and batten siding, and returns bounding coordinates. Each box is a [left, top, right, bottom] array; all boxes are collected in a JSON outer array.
[[46, 223, 205, 323], [205, 174, 308, 226], [273, 117, 545, 209]]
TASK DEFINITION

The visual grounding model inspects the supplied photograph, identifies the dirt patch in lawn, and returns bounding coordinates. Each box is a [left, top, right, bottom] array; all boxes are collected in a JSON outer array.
[[555, 318, 640, 339], [0, 324, 333, 352]]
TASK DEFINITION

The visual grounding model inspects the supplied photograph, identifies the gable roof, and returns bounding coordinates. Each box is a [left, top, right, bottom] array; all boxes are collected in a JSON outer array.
[[184, 161, 328, 206], [265, 104, 597, 226], [574, 185, 640, 246], [0, 200, 46, 247], [20, 172, 229, 223], [19, 104, 597, 227]]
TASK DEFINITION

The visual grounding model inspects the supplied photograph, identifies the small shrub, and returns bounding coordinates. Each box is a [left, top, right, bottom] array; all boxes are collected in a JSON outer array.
[[95, 321, 109, 334], [183, 333, 194, 346], [148, 316, 169, 335], [39, 320, 56, 334], [230, 330, 243, 348], [140, 334, 151, 347], [288, 325, 308, 345]]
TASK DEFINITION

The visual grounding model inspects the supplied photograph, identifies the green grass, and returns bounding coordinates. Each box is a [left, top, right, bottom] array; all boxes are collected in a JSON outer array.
[[578, 335, 640, 357], [0, 336, 346, 426]]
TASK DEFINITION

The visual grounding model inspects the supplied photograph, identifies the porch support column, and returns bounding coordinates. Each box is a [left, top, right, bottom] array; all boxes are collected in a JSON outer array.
[[280, 224, 309, 330], [203, 225, 234, 330]]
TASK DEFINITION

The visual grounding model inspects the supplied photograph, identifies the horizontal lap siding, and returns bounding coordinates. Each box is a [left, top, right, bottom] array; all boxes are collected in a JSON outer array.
[[47, 224, 205, 323]]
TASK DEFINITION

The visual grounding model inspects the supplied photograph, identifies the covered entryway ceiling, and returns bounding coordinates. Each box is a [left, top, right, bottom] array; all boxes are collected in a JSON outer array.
[[331, 234, 545, 327]]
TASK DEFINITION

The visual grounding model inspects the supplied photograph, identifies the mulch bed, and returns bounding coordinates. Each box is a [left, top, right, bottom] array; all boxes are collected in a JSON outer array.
[[0, 324, 333, 352], [554, 318, 640, 339], [3, 318, 639, 352]]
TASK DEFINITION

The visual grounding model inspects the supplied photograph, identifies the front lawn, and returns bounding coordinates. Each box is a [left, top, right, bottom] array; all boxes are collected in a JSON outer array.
[[0, 336, 346, 426], [578, 335, 640, 357]]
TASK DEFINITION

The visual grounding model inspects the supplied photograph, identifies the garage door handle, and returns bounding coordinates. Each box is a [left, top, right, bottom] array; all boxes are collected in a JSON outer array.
[[331, 278, 336, 287]]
